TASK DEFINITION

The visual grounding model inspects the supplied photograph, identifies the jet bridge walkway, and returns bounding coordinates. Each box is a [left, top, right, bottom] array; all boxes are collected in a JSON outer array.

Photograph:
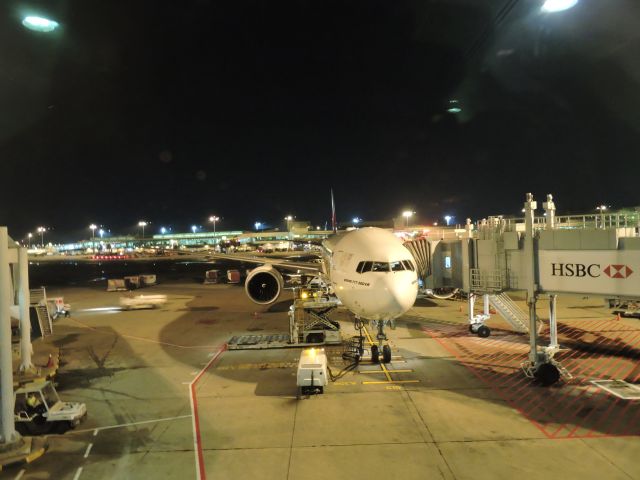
[[404, 193, 640, 385]]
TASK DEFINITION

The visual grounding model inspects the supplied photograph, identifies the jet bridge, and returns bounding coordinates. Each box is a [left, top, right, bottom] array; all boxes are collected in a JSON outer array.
[[405, 193, 640, 385]]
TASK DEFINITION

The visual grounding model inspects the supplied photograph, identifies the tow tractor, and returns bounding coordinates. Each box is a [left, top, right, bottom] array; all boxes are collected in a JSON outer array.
[[13, 380, 87, 435]]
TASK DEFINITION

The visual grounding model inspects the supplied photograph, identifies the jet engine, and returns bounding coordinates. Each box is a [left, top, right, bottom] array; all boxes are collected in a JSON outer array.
[[244, 265, 284, 304]]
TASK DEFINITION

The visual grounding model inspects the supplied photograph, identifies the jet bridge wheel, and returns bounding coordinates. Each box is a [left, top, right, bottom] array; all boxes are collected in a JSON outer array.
[[477, 325, 491, 338], [534, 363, 560, 386], [382, 345, 392, 363], [371, 345, 379, 363]]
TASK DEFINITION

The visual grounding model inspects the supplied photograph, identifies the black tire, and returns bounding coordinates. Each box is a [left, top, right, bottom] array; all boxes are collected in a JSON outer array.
[[26, 418, 52, 435], [15, 423, 29, 436], [56, 421, 73, 434], [468, 324, 475, 333], [371, 345, 379, 363], [534, 363, 560, 386], [477, 325, 491, 338], [382, 345, 392, 363]]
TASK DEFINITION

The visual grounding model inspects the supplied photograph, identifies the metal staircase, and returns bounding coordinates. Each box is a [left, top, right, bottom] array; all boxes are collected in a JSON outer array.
[[488, 293, 529, 333], [29, 287, 53, 337], [35, 305, 53, 336]]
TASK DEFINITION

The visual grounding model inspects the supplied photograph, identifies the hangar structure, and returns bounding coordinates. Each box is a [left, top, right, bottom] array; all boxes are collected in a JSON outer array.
[[405, 193, 640, 385]]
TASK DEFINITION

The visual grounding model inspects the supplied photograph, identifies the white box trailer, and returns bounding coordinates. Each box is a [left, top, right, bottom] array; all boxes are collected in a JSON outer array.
[[296, 348, 328, 395]]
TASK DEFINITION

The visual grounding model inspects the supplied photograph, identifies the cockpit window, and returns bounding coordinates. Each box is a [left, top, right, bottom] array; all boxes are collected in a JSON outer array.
[[359, 261, 408, 273], [357, 261, 373, 273], [402, 260, 415, 271], [371, 262, 389, 272], [390, 261, 405, 271]]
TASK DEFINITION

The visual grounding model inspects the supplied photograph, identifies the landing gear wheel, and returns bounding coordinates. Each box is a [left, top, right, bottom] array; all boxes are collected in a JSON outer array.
[[534, 363, 560, 386], [371, 345, 379, 363], [382, 345, 392, 363], [468, 324, 475, 334], [477, 325, 491, 338]]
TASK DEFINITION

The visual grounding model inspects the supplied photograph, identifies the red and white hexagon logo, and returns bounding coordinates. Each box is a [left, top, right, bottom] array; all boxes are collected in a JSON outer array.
[[603, 265, 633, 279]]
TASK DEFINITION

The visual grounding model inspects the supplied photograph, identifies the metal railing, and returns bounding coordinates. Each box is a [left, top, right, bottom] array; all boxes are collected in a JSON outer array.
[[470, 269, 506, 292]]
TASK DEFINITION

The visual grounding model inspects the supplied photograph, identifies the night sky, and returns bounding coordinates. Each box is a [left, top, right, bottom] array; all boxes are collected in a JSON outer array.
[[1, 0, 639, 241]]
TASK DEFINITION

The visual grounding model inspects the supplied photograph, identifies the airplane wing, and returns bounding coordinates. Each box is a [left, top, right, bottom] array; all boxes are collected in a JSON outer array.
[[206, 253, 323, 274]]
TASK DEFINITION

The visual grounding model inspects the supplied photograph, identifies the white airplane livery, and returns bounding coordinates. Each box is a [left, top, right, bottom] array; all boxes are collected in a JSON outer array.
[[210, 226, 419, 363]]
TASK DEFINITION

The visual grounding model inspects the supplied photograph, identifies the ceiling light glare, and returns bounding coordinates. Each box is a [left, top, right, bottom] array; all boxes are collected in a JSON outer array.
[[22, 16, 59, 32], [541, 0, 578, 13]]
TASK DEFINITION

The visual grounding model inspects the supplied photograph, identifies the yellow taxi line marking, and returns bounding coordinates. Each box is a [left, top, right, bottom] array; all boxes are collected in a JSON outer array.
[[362, 326, 393, 382], [358, 369, 413, 374], [362, 380, 421, 385]]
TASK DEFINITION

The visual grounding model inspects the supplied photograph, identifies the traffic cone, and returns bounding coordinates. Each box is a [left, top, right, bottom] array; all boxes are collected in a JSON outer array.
[[46, 354, 54, 368]]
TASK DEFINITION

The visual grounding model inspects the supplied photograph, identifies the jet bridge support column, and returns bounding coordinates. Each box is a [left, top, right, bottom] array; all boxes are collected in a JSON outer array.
[[483, 294, 490, 317], [522, 194, 562, 385], [549, 295, 558, 350], [17, 248, 33, 371], [524, 194, 539, 365], [0, 227, 18, 445]]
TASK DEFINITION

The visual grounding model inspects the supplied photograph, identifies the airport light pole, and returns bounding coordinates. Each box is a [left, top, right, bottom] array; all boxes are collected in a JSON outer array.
[[255, 222, 262, 232], [402, 211, 413, 228], [444, 215, 452, 226], [27, 233, 32, 249], [209, 216, 220, 245], [138, 221, 147, 240], [352, 217, 361, 227], [284, 216, 294, 251], [37, 226, 46, 247], [90, 224, 97, 249], [596, 205, 607, 229], [191, 225, 197, 234]]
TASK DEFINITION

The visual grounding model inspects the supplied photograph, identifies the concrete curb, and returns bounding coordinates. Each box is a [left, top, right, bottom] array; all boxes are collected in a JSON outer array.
[[0, 437, 48, 472]]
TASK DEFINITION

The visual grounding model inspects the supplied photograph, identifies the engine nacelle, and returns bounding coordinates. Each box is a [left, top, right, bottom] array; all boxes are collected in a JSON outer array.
[[245, 265, 284, 305]]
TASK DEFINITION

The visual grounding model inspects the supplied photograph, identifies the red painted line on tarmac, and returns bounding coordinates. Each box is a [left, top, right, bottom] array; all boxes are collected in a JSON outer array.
[[426, 329, 552, 439], [190, 344, 227, 480]]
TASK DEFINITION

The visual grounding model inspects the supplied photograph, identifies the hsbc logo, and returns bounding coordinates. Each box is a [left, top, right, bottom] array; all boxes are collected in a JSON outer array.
[[551, 263, 633, 279], [603, 264, 633, 279]]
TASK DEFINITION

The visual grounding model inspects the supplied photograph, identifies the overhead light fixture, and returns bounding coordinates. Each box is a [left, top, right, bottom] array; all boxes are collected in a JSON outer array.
[[22, 16, 59, 32], [447, 100, 462, 114], [541, 0, 578, 13]]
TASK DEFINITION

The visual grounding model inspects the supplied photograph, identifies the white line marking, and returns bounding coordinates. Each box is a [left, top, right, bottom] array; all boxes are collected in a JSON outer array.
[[14, 469, 25, 480], [68, 318, 218, 349], [83, 443, 93, 458], [74, 414, 192, 434], [93, 429, 99, 437], [73, 467, 83, 480]]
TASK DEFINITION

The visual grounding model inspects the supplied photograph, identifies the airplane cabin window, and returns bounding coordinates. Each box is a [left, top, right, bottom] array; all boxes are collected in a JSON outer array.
[[372, 262, 390, 272], [390, 261, 405, 271], [356, 261, 364, 273]]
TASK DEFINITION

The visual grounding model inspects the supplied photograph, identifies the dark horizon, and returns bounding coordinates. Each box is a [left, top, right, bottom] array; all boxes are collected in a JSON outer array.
[[2, 1, 639, 242]]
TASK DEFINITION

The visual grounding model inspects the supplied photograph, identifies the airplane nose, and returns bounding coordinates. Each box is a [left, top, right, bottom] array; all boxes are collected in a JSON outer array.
[[387, 274, 418, 315]]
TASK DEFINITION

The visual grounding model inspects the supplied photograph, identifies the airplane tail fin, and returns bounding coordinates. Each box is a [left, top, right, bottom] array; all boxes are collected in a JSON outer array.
[[331, 188, 337, 234]]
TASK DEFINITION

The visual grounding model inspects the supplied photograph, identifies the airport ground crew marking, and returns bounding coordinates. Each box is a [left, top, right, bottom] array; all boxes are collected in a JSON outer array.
[[360, 326, 420, 385], [74, 414, 192, 434], [69, 317, 218, 349]]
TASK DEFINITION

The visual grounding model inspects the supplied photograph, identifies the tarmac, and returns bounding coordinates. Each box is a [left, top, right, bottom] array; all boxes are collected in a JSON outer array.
[[1, 280, 638, 479]]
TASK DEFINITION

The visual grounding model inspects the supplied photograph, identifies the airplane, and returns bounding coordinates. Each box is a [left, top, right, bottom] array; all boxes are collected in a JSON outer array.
[[208, 195, 419, 363]]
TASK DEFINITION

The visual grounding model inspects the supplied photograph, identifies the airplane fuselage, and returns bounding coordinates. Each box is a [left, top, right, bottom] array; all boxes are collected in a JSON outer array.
[[321, 228, 418, 321]]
